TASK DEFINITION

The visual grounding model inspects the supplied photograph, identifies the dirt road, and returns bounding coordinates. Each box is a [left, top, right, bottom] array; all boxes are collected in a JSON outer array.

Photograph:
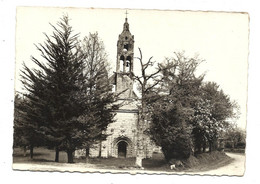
[[196, 152, 245, 176], [12, 152, 245, 175]]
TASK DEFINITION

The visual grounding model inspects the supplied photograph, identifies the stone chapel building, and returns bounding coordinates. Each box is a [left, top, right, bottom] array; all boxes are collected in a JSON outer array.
[[86, 16, 156, 158]]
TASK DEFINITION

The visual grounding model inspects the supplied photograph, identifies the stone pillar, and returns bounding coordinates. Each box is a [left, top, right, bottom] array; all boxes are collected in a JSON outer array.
[[123, 58, 126, 73]]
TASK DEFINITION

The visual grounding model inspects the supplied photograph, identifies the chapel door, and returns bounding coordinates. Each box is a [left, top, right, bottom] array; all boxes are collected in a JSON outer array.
[[118, 141, 127, 158]]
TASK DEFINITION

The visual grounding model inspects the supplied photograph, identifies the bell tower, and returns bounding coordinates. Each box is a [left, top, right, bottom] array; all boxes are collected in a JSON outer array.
[[115, 11, 135, 99], [116, 13, 134, 74]]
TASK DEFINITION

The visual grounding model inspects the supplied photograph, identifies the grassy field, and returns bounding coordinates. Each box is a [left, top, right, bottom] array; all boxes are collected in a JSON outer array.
[[13, 147, 68, 163], [13, 147, 167, 170], [13, 147, 233, 172]]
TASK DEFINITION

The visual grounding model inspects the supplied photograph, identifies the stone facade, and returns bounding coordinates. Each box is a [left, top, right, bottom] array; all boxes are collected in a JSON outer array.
[[89, 99, 139, 158], [75, 16, 156, 159], [88, 98, 155, 158]]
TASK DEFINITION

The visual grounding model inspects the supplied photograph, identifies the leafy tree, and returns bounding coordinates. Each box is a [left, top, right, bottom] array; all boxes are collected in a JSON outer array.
[[192, 82, 238, 153], [148, 52, 204, 160], [145, 50, 238, 161], [201, 82, 235, 122], [150, 97, 193, 160], [192, 98, 218, 153], [77, 32, 117, 160], [223, 124, 246, 149]]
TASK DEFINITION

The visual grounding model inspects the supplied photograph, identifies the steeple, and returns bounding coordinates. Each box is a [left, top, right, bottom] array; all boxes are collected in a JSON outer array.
[[123, 10, 129, 32], [123, 18, 130, 32], [116, 11, 134, 74], [114, 11, 135, 99]]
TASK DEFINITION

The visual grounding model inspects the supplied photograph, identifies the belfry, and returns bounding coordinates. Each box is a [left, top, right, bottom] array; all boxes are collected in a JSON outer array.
[[114, 14, 135, 99], [116, 17, 134, 73]]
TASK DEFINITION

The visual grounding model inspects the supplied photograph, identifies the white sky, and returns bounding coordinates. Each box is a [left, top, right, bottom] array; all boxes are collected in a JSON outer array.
[[15, 7, 248, 129]]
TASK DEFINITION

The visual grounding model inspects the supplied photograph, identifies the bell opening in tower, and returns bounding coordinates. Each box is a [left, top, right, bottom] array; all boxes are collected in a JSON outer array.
[[120, 55, 124, 72], [124, 44, 129, 50], [126, 56, 132, 72]]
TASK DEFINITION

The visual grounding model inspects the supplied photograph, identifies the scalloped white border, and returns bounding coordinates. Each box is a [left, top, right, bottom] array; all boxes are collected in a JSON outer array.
[[1, 1, 259, 184]]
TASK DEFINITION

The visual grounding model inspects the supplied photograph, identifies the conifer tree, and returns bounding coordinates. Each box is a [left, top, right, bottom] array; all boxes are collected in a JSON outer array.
[[20, 16, 116, 163], [13, 94, 43, 158]]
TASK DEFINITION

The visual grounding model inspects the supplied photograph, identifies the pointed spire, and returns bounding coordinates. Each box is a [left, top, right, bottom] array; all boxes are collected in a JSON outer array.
[[123, 10, 129, 32]]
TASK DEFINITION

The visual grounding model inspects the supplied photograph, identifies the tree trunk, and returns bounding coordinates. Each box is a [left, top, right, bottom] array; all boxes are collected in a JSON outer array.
[[197, 143, 202, 153], [203, 138, 207, 152], [85, 146, 90, 163], [29, 145, 33, 159], [203, 144, 206, 153], [212, 140, 217, 151], [55, 147, 59, 162], [209, 142, 212, 152], [98, 140, 102, 158], [67, 150, 74, 163], [23, 146, 27, 157]]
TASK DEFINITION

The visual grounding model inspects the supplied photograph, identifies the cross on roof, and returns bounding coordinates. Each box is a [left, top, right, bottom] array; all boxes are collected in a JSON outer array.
[[125, 10, 128, 18]]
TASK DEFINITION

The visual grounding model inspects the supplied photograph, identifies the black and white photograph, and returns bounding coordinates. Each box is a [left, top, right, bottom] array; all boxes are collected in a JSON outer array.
[[12, 6, 248, 176]]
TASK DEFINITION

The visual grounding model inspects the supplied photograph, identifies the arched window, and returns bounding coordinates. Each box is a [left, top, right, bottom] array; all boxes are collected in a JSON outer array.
[[120, 55, 124, 60], [124, 44, 129, 50], [126, 56, 131, 62]]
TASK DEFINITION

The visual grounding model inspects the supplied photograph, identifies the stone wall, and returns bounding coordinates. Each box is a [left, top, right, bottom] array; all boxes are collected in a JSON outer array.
[[75, 99, 156, 159]]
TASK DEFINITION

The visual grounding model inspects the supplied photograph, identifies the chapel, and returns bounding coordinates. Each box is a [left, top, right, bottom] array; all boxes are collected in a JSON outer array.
[[87, 15, 155, 158]]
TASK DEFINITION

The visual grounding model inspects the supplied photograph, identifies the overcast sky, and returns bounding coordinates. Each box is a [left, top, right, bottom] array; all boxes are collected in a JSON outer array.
[[15, 7, 248, 129]]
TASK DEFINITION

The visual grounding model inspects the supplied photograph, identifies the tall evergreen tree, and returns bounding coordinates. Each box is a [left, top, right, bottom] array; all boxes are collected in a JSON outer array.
[[19, 16, 116, 163], [13, 94, 43, 158]]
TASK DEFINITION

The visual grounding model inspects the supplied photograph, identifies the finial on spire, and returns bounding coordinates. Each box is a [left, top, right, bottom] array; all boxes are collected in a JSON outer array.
[[125, 10, 128, 21]]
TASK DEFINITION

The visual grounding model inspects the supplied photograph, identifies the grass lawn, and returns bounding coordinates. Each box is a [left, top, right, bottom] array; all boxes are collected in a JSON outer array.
[[13, 147, 167, 169], [13, 147, 233, 172], [13, 147, 68, 163]]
